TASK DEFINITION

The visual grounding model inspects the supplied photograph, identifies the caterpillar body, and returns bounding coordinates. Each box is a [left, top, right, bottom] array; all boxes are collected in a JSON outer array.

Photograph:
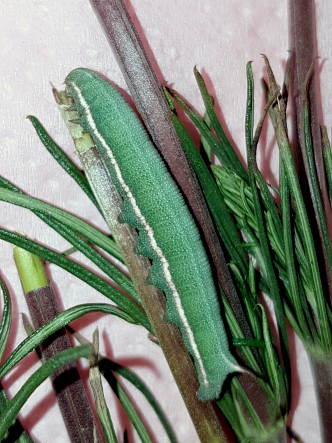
[[65, 68, 238, 400]]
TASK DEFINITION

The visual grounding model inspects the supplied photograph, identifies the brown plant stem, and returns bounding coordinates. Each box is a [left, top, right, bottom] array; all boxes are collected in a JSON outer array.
[[288, 4, 332, 439], [13, 248, 102, 443], [309, 356, 332, 443], [88, 0, 255, 348], [288, 0, 332, 303]]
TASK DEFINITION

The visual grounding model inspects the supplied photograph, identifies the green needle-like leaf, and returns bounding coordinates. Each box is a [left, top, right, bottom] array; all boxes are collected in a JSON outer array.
[[275, 110, 331, 351], [0, 303, 138, 380], [169, 111, 247, 275], [0, 230, 151, 332], [0, 275, 12, 362], [258, 305, 280, 402], [245, 62, 254, 153], [280, 161, 311, 344], [101, 367, 153, 443], [302, 81, 332, 287], [0, 186, 121, 262], [167, 87, 247, 179], [0, 345, 93, 441], [245, 63, 289, 401], [201, 107, 213, 162], [99, 359, 178, 443], [0, 177, 140, 302], [322, 125, 332, 209], [40, 215, 140, 305], [0, 387, 34, 443], [27, 115, 101, 212], [90, 331, 118, 443], [222, 292, 265, 379], [194, 67, 248, 182]]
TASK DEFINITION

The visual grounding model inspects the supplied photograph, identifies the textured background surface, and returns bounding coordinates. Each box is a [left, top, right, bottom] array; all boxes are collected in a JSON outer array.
[[0, 0, 331, 441]]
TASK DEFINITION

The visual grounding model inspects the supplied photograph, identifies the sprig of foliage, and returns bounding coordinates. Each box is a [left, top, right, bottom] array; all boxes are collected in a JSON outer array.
[[1, 0, 331, 441], [167, 64, 290, 441]]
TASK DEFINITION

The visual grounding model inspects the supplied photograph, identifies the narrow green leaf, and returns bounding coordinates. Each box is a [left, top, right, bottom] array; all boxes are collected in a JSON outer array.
[[275, 110, 331, 351], [0, 185, 121, 262], [249, 156, 290, 382], [0, 230, 151, 332], [221, 292, 266, 379], [0, 303, 138, 380], [27, 115, 101, 211], [167, 87, 247, 180], [246, 68, 283, 250], [90, 331, 118, 443], [258, 305, 280, 401], [0, 345, 93, 441], [40, 215, 140, 305], [245, 62, 254, 151], [101, 368, 153, 443], [201, 107, 213, 162], [231, 377, 266, 435], [0, 386, 34, 443], [0, 275, 12, 362], [262, 56, 331, 352], [246, 64, 290, 395], [163, 87, 177, 114], [0, 176, 137, 301], [194, 67, 248, 182], [322, 125, 332, 209], [302, 86, 332, 276], [217, 391, 245, 442], [211, 165, 284, 268], [169, 112, 247, 275], [280, 160, 311, 344], [99, 359, 178, 443]]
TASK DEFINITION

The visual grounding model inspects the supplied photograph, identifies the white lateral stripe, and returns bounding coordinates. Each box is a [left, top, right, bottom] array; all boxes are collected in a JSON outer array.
[[72, 82, 209, 387]]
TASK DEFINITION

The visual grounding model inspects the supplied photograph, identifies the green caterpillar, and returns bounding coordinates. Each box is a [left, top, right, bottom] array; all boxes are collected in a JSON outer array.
[[65, 68, 239, 400]]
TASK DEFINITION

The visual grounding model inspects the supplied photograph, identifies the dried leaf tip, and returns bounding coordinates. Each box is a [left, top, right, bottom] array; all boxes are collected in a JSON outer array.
[[301, 57, 320, 103], [261, 54, 281, 96]]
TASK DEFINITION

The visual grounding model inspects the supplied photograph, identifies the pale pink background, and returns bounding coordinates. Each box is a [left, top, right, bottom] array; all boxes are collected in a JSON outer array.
[[0, 1, 331, 442]]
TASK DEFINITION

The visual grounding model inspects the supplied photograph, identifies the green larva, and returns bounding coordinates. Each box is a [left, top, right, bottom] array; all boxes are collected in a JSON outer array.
[[65, 68, 239, 400]]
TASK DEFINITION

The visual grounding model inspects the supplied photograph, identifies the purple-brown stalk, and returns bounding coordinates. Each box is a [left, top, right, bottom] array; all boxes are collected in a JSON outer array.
[[24, 284, 102, 442], [88, 0, 254, 344], [289, 0, 332, 302], [289, 0, 332, 441]]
